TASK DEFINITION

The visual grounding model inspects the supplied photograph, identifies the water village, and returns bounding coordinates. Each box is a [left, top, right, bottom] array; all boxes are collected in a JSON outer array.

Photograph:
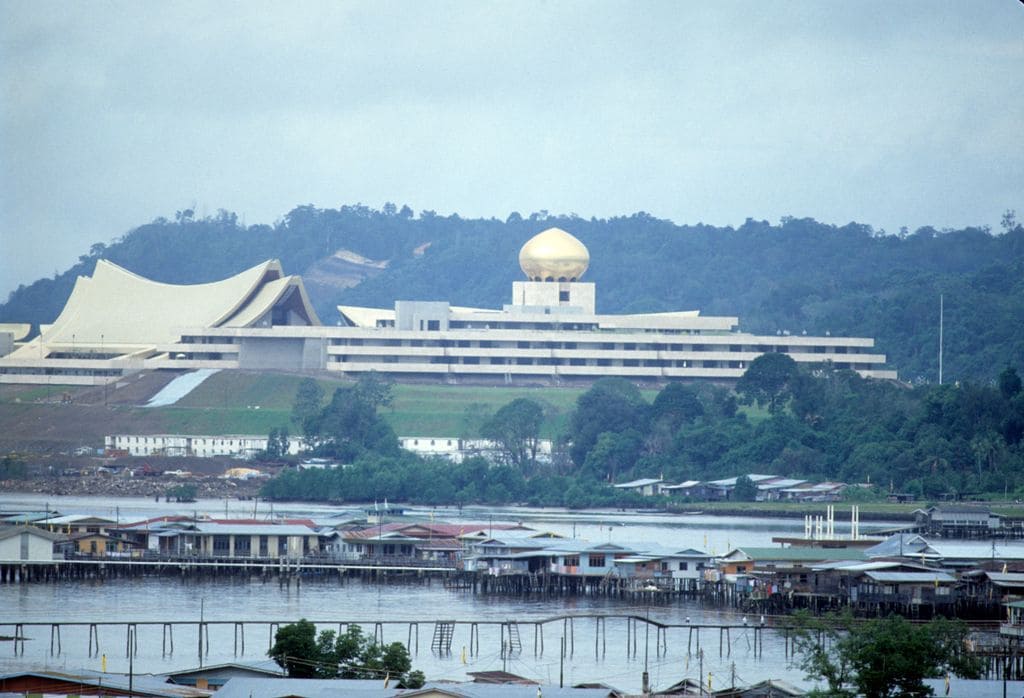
[[4, 503, 1024, 622], [7, 504, 1024, 697]]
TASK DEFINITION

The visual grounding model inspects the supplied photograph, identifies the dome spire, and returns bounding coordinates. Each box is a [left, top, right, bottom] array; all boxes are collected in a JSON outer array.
[[518, 227, 590, 282]]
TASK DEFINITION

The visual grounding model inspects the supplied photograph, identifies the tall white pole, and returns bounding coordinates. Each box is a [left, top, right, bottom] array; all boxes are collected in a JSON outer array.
[[938, 294, 944, 385]]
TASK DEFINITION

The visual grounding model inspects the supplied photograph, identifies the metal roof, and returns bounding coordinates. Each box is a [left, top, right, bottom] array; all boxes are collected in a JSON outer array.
[[190, 523, 317, 536], [726, 547, 865, 562], [661, 480, 701, 490], [213, 677, 616, 698], [612, 478, 663, 489], [864, 571, 956, 583]]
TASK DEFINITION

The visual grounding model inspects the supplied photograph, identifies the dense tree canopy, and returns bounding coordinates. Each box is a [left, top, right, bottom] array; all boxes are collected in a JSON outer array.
[[792, 611, 981, 697], [480, 397, 544, 474], [268, 619, 424, 687], [736, 352, 799, 413], [264, 361, 1024, 507]]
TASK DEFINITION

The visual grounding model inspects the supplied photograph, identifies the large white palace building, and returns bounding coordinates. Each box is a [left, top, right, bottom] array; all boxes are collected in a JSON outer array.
[[0, 228, 897, 385]]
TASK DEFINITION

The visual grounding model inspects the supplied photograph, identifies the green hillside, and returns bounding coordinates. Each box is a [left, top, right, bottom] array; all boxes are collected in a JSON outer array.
[[2, 205, 1022, 384]]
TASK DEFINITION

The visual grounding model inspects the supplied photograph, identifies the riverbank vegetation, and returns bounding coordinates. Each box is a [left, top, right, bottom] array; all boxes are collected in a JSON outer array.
[[791, 611, 980, 697], [261, 362, 1024, 508]]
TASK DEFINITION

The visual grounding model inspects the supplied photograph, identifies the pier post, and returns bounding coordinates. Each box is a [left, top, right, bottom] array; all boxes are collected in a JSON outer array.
[[126, 623, 138, 657], [269, 623, 278, 651], [88, 623, 100, 657], [50, 624, 61, 655], [163, 623, 174, 656], [408, 622, 418, 654], [234, 622, 245, 655]]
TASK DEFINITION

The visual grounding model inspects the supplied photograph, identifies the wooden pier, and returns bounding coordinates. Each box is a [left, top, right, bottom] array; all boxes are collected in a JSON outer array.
[[0, 614, 771, 662]]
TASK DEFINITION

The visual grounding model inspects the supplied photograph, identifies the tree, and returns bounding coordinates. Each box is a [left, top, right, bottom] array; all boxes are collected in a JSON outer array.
[[264, 427, 290, 459], [651, 382, 704, 431], [736, 352, 799, 413], [268, 619, 321, 677], [0, 454, 28, 479], [317, 387, 399, 460], [292, 378, 325, 447], [568, 378, 649, 466], [480, 398, 544, 474], [732, 474, 757, 501], [793, 611, 981, 697], [166, 484, 197, 502], [269, 620, 424, 686], [353, 371, 394, 409], [582, 430, 643, 482], [999, 366, 1022, 401]]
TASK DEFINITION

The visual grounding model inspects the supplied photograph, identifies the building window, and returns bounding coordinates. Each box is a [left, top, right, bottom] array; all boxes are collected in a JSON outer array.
[[564, 555, 580, 567], [559, 290, 570, 302], [588, 555, 606, 567], [679, 561, 689, 571], [427, 320, 440, 331]]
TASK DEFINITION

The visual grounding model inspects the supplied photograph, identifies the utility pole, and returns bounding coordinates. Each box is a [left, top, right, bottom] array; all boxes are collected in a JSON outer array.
[[560, 636, 565, 688], [938, 294, 944, 385], [128, 626, 134, 697], [699, 649, 705, 696]]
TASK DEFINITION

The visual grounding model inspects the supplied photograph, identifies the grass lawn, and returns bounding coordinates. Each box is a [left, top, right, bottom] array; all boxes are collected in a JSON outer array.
[[175, 371, 664, 438], [0, 370, 769, 443], [0, 384, 88, 403]]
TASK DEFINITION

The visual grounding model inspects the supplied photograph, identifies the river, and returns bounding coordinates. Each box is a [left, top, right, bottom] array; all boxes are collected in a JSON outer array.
[[0, 494, 880, 693]]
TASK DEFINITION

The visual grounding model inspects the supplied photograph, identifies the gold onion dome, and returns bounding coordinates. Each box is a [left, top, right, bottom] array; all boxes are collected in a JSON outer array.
[[518, 227, 590, 282]]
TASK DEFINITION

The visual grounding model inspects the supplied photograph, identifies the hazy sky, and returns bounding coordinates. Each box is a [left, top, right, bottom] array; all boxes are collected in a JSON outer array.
[[2, 1, 1022, 298]]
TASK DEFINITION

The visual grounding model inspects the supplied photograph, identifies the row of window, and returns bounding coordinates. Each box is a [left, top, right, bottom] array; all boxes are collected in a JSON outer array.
[[331, 338, 858, 354]]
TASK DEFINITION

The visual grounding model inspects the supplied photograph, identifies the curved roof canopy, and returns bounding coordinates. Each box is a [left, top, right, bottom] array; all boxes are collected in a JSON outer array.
[[20, 260, 319, 355]]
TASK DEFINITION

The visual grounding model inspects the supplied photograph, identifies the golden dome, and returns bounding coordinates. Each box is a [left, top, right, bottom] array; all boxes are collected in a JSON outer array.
[[518, 227, 590, 282]]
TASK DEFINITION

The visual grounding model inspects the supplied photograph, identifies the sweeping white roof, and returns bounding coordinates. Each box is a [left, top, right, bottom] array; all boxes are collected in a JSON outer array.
[[12, 259, 318, 357]]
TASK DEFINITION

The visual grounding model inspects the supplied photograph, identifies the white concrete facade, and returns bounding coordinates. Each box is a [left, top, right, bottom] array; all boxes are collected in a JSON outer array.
[[105, 434, 301, 459], [0, 230, 898, 385]]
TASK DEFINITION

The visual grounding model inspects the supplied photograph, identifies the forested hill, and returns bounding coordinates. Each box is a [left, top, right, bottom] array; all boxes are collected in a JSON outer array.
[[3, 205, 1022, 383]]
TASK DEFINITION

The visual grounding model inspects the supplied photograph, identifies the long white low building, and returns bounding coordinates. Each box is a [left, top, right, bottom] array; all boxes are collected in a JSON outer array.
[[105, 434, 302, 459], [0, 227, 897, 385]]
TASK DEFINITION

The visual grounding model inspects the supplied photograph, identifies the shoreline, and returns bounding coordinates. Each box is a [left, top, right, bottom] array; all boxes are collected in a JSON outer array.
[[5, 481, 1024, 522]]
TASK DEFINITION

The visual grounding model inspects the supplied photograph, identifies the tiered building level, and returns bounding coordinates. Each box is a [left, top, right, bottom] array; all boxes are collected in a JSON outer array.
[[0, 228, 897, 385]]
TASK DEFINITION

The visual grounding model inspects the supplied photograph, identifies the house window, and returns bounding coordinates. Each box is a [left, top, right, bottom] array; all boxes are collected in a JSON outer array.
[[564, 555, 580, 567], [588, 555, 606, 567], [559, 290, 569, 302], [678, 562, 689, 571]]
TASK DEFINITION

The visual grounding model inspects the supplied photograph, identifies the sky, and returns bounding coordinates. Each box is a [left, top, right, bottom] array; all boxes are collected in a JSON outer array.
[[1, 1, 1022, 298]]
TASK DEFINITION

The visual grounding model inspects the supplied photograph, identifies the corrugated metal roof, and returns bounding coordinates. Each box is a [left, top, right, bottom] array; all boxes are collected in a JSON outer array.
[[192, 523, 316, 536], [727, 547, 865, 562], [612, 478, 663, 488], [661, 480, 701, 490], [864, 571, 956, 583]]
